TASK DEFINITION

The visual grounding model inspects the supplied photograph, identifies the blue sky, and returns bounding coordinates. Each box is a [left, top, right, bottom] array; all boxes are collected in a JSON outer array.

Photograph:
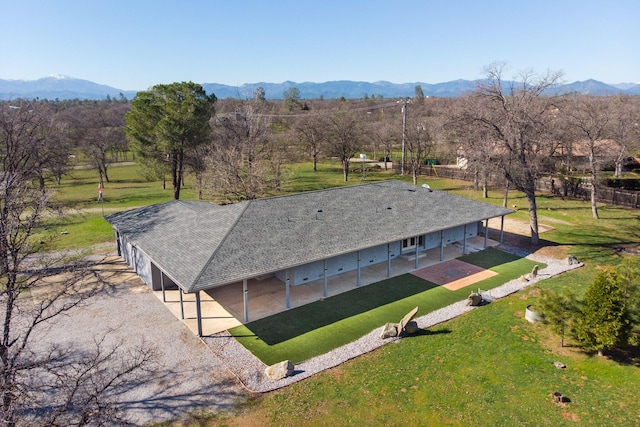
[[1, 0, 638, 90]]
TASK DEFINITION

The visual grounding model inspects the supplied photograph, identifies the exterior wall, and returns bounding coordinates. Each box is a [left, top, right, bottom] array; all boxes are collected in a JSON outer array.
[[279, 241, 402, 286], [424, 231, 441, 250], [443, 225, 465, 244], [442, 223, 479, 245], [149, 263, 179, 291], [118, 235, 153, 289]]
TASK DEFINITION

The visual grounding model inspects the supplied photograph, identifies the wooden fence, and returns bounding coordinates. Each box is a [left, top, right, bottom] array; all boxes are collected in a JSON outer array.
[[395, 164, 640, 209]]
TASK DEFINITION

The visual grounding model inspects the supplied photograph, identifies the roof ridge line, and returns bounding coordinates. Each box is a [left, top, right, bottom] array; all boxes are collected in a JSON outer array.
[[247, 179, 398, 203], [188, 200, 251, 292]]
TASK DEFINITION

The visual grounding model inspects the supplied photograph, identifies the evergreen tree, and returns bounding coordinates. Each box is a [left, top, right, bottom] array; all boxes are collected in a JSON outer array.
[[125, 82, 216, 200], [574, 268, 632, 356], [618, 258, 640, 346], [414, 85, 425, 104], [539, 288, 579, 347]]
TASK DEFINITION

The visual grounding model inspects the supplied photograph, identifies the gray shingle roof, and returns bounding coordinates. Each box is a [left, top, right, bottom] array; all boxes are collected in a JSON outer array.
[[106, 180, 513, 293]]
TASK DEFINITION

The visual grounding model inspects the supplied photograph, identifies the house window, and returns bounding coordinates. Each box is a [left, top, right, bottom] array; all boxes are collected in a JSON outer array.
[[402, 236, 424, 251]]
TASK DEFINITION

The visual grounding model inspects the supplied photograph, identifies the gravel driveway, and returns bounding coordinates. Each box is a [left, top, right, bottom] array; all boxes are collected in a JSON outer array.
[[32, 255, 247, 425]]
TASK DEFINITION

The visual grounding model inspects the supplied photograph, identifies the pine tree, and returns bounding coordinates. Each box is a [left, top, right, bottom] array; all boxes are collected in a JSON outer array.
[[539, 288, 579, 347], [574, 268, 632, 356]]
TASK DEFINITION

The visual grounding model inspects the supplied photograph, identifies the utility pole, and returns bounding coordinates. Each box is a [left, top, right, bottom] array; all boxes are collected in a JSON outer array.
[[401, 99, 408, 175]]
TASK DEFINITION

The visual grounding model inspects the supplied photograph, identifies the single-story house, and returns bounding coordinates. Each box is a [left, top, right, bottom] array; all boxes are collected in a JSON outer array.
[[106, 180, 513, 336]]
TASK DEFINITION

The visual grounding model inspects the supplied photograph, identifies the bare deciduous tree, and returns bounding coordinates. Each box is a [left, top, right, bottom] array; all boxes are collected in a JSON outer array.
[[454, 63, 563, 244], [563, 95, 611, 219], [295, 115, 326, 172], [68, 102, 128, 184], [207, 104, 277, 201], [0, 102, 73, 190], [404, 116, 435, 185], [0, 102, 153, 426], [609, 95, 640, 178], [325, 112, 362, 182]]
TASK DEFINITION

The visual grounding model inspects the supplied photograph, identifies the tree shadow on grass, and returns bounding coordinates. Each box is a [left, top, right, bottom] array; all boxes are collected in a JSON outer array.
[[238, 274, 440, 345], [458, 246, 522, 269], [605, 345, 640, 367]]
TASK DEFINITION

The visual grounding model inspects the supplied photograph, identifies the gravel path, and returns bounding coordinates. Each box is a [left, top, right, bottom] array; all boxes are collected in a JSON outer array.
[[202, 248, 583, 393]]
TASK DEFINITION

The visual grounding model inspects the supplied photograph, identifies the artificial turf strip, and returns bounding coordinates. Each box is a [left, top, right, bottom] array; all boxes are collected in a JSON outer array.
[[230, 251, 544, 365], [458, 246, 522, 269]]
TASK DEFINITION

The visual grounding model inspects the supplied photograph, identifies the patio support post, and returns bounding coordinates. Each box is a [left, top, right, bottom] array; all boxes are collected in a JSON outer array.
[[356, 251, 361, 287], [414, 237, 419, 269], [323, 260, 328, 298], [160, 271, 166, 302], [387, 243, 391, 277], [179, 289, 184, 319], [484, 219, 489, 248], [439, 230, 445, 261], [285, 269, 291, 309], [243, 279, 249, 323], [463, 224, 467, 255], [115, 231, 121, 256], [500, 215, 505, 244], [195, 291, 203, 337]]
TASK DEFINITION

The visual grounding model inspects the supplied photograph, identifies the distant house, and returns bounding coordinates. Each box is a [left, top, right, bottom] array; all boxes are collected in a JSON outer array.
[[106, 180, 512, 335]]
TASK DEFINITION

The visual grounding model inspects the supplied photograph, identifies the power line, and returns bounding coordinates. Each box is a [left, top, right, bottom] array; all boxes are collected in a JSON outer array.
[[214, 100, 404, 119]]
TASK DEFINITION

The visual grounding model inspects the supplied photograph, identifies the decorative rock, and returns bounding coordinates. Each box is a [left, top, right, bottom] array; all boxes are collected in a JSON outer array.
[[399, 307, 419, 331], [264, 360, 294, 381], [380, 322, 399, 339], [403, 321, 419, 335], [553, 361, 566, 369], [521, 265, 540, 282], [380, 307, 420, 339], [467, 292, 483, 306]]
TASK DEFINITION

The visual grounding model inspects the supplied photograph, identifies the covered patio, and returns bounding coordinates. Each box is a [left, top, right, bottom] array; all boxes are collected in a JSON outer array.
[[156, 235, 500, 336]]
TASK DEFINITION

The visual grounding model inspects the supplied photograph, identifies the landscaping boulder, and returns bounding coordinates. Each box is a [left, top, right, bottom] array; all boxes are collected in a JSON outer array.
[[552, 391, 565, 403], [467, 292, 483, 306], [265, 360, 294, 381], [521, 265, 540, 282], [380, 307, 420, 339], [399, 307, 419, 332], [404, 320, 419, 335], [380, 322, 400, 339]]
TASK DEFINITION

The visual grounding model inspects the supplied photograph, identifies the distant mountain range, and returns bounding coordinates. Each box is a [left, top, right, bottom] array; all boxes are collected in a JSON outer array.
[[1, 75, 638, 101]]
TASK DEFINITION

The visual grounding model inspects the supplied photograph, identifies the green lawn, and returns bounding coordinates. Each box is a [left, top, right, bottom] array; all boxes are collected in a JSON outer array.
[[41, 161, 401, 252], [241, 295, 640, 426], [230, 248, 543, 365], [40, 161, 640, 426], [36, 165, 202, 252]]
